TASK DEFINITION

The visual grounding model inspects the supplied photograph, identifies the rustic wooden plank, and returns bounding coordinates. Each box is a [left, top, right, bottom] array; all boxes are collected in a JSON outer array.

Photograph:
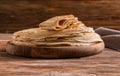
[[0, 48, 120, 76], [0, 0, 120, 33]]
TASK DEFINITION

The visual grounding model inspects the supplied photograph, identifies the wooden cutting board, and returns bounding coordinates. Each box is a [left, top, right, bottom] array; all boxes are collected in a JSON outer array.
[[0, 34, 120, 76], [1, 34, 104, 58]]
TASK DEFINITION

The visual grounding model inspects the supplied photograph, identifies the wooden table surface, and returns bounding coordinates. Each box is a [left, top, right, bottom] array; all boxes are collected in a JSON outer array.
[[0, 34, 120, 76]]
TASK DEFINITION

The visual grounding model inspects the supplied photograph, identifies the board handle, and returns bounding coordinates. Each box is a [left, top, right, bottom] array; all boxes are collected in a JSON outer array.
[[0, 34, 12, 52]]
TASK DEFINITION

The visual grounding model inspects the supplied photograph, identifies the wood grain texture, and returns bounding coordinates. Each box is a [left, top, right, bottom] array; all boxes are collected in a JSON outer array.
[[0, 0, 120, 33], [0, 34, 120, 76], [6, 41, 104, 58], [0, 48, 120, 76]]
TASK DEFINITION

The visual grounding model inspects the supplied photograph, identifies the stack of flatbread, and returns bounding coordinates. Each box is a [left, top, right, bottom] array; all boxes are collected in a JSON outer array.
[[12, 15, 103, 46]]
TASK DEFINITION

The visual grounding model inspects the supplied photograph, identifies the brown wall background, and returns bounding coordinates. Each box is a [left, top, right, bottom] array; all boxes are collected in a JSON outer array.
[[0, 0, 120, 33]]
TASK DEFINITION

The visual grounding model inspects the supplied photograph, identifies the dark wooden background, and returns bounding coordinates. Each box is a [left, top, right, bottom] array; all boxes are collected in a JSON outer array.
[[0, 0, 120, 33]]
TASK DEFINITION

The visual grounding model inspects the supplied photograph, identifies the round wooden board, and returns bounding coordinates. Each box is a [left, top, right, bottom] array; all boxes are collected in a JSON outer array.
[[6, 41, 104, 58]]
